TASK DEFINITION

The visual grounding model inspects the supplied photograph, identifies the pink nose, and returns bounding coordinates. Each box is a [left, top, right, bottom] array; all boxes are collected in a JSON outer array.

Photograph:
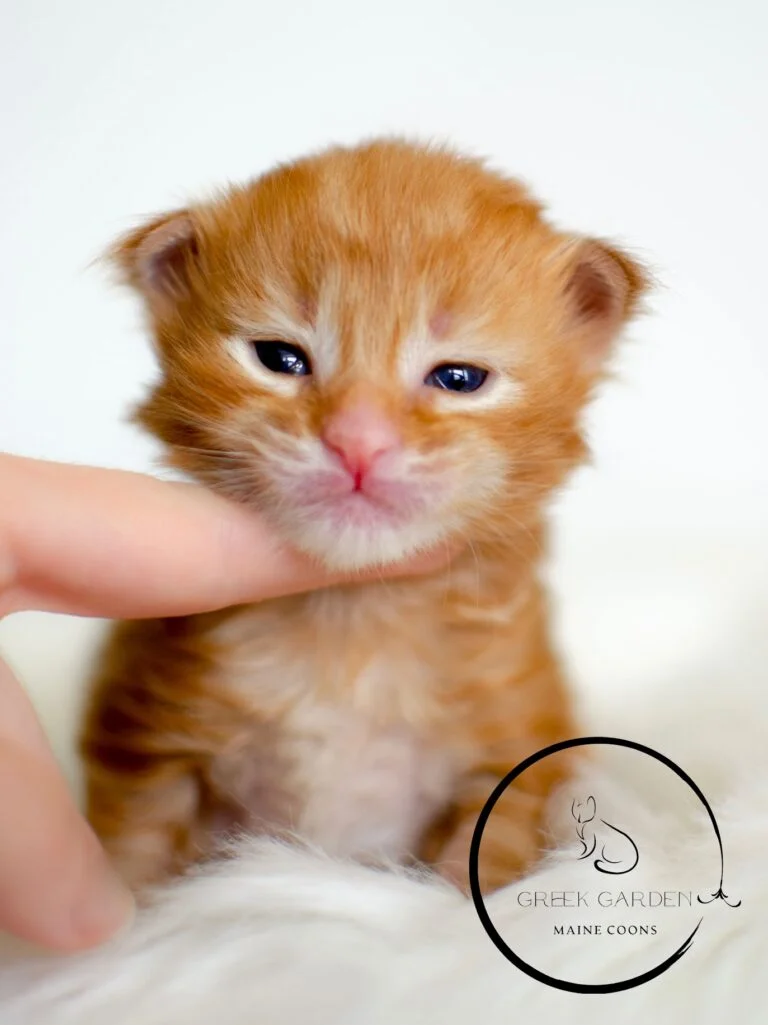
[[322, 400, 401, 489]]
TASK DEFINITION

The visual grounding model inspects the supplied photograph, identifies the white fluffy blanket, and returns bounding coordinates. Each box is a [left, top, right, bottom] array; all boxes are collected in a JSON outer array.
[[0, 528, 766, 1024]]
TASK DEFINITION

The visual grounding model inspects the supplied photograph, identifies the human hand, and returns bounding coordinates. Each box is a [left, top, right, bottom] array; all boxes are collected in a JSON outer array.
[[0, 454, 455, 952]]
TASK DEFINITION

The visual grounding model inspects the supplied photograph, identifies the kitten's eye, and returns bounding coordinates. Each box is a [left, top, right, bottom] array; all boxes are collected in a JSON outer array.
[[253, 341, 312, 376], [425, 363, 488, 393]]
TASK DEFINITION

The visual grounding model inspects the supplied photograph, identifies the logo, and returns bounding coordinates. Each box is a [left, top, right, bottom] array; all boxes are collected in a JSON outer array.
[[571, 796, 639, 875], [469, 737, 740, 994]]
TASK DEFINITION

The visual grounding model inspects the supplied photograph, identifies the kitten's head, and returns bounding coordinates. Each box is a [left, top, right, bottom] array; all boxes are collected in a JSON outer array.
[[111, 140, 648, 571]]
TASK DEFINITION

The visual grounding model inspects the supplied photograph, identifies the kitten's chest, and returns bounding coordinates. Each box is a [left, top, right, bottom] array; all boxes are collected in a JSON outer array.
[[283, 701, 456, 858], [210, 586, 465, 857], [213, 582, 458, 720]]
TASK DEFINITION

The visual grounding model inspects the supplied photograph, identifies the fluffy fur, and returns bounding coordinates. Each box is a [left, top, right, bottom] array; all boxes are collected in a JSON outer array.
[[80, 139, 648, 893], [0, 752, 763, 1025]]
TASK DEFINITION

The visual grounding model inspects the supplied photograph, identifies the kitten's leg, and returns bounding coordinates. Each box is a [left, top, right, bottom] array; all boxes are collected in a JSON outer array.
[[423, 666, 577, 894], [426, 764, 565, 894], [80, 618, 246, 893], [84, 759, 205, 893]]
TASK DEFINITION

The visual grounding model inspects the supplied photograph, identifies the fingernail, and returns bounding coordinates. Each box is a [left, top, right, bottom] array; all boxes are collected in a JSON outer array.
[[70, 862, 135, 949]]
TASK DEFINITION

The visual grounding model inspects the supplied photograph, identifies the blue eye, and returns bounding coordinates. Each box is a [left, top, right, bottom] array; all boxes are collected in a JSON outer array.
[[425, 363, 489, 393], [253, 341, 312, 376]]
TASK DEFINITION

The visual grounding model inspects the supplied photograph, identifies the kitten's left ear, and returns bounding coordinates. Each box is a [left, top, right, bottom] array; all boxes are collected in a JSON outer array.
[[106, 208, 202, 318], [557, 238, 650, 370]]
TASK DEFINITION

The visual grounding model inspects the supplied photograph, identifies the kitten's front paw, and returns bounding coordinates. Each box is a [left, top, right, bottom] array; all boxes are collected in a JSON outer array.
[[435, 793, 544, 895], [434, 821, 475, 893]]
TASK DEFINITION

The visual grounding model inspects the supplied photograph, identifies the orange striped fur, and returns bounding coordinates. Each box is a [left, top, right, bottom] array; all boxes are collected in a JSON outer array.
[[81, 140, 647, 894]]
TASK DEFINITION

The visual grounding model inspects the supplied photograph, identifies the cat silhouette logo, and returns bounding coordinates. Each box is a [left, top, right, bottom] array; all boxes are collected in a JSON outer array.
[[571, 796, 639, 875], [469, 737, 741, 994]]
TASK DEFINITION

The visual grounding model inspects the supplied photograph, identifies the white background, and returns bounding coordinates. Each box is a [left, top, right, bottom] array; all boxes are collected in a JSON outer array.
[[3, 0, 768, 534]]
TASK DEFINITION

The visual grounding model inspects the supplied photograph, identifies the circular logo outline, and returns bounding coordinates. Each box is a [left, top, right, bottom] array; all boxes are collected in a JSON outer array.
[[468, 735, 739, 994]]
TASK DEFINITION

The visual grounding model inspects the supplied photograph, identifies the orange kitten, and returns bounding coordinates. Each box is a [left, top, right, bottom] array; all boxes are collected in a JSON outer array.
[[81, 140, 647, 894]]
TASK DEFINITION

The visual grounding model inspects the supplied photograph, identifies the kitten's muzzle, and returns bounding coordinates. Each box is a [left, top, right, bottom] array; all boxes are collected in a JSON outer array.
[[322, 398, 402, 492]]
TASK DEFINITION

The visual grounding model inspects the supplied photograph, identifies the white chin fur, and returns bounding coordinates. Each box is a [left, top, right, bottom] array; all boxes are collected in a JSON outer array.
[[286, 515, 449, 572]]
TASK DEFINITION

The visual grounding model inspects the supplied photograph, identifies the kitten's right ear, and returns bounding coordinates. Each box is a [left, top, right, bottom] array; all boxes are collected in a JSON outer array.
[[107, 209, 200, 316]]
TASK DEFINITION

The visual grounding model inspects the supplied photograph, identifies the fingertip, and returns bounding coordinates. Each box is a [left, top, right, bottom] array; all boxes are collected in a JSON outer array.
[[3, 865, 135, 955], [14, 834, 137, 954], [65, 864, 136, 951]]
